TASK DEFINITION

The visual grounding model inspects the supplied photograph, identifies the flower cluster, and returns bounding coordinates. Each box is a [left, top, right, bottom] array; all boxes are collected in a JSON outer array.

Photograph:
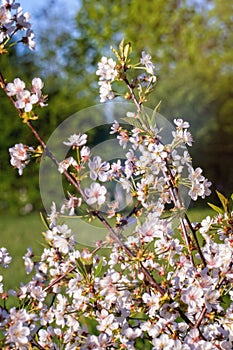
[[140, 51, 155, 74], [9, 143, 34, 175], [96, 42, 157, 104], [107, 116, 212, 211], [0, 0, 35, 51], [6, 77, 47, 112], [1, 8, 233, 349], [0, 200, 233, 349], [0, 247, 12, 268], [96, 56, 118, 102]]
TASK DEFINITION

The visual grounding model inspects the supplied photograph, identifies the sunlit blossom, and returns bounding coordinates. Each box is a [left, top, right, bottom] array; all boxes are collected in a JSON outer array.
[[63, 133, 88, 148], [84, 182, 107, 206], [2, 31, 232, 350]]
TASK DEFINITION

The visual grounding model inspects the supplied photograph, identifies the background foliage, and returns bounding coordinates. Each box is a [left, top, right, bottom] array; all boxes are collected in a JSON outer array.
[[0, 0, 232, 214]]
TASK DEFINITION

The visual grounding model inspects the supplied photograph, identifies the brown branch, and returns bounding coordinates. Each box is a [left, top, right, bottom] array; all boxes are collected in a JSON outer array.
[[93, 210, 165, 295], [194, 306, 207, 329], [44, 265, 76, 292], [123, 77, 141, 112], [165, 161, 207, 267], [184, 213, 207, 267]]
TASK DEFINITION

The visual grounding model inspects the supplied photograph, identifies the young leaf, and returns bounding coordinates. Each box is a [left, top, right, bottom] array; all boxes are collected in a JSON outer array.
[[94, 258, 103, 277], [208, 202, 224, 215], [111, 45, 121, 62], [121, 116, 144, 130], [39, 211, 50, 229], [151, 101, 162, 128], [216, 191, 229, 213], [123, 42, 132, 61], [142, 112, 152, 130], [76, 258, 88, 278]]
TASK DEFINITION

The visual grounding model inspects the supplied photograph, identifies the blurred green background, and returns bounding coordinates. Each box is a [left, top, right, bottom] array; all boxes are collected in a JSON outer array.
[[0, 0, 232, 216]]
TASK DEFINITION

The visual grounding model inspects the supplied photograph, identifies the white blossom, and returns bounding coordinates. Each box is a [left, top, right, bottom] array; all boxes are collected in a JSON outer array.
[[88, 155, 110, 182], [140, 51, 155, 74], [15, 89, 38, 112], [58, 157, 77, 173], [6, 78, 25, 96], [63, 133, 88, 148], [174, 118, 190, 129], [84, 182, 107, 206], [22, 247, 34, 274], [98, 80, 115, 103], [6, 321, 30, 348], [0, 247, 12, 268], [96, 56, 118, 81]]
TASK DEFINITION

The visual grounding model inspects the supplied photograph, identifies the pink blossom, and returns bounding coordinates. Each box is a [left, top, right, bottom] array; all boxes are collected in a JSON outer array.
[[15, 89, 38, 112], [6, 78, 25, 96], [9, 143, 33, 175]]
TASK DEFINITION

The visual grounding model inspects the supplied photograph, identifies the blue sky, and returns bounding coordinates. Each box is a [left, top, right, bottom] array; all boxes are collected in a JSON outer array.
[[19, 0, 80, 24]]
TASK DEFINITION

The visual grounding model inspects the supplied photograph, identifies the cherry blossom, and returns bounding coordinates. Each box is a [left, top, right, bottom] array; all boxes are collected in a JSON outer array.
[[21, 28, 35, 50], [84, 182, 107, 206], [2, 1, 20, 11], [6, 77, 47, 112], [58, 156, 77, 173], [140, 51, 155, 75], [15, 89, 39, 112], [152, 333, 175, 350], [61, 193, 82, 216], [96, 56, 118, 81], [174, 118, 190, 129], [22, 247, 34, 274], [63, 133, 88, 148], [80, 145, 91, 162], [9, 143, 34, 175], [6, 78, 25, 96], [0, 1, 35, 50], [0, 247, 12, 267], [88, 155, 110, 182], [0, 5, 12, 26], [2, 23, 233, 349], [6, 321, 30, 348], [98, 80, 115, 103], [96, 56, 118, 102]]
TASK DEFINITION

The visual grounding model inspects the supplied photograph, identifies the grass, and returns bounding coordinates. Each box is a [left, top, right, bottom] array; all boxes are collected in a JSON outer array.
[[0, 206, 214, 290], [0, 213, 45, 290]]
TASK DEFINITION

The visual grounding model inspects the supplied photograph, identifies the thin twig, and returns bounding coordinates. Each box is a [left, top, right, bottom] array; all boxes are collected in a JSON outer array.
[[194, 306, 207, 329], [44, 265, 76, 292], [123, 77, 141, 112], [163, 166, 196, 268], [184, 213, 207, 267]]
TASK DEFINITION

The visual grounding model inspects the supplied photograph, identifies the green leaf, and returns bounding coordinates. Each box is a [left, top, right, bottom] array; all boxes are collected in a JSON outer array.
[[111, 45, 121, 62], [121, 116, 144, 130], [208, 202, 224, 215], [145, 113, 152, 129], [119, 38, 124, 57], [216, 191, 229, 213], [39, 211, 50, 229], [123, 42, 132, 61], [151, 101, 162, 128], [76, 258, 88, 277], [94, 258, 103, 277]]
